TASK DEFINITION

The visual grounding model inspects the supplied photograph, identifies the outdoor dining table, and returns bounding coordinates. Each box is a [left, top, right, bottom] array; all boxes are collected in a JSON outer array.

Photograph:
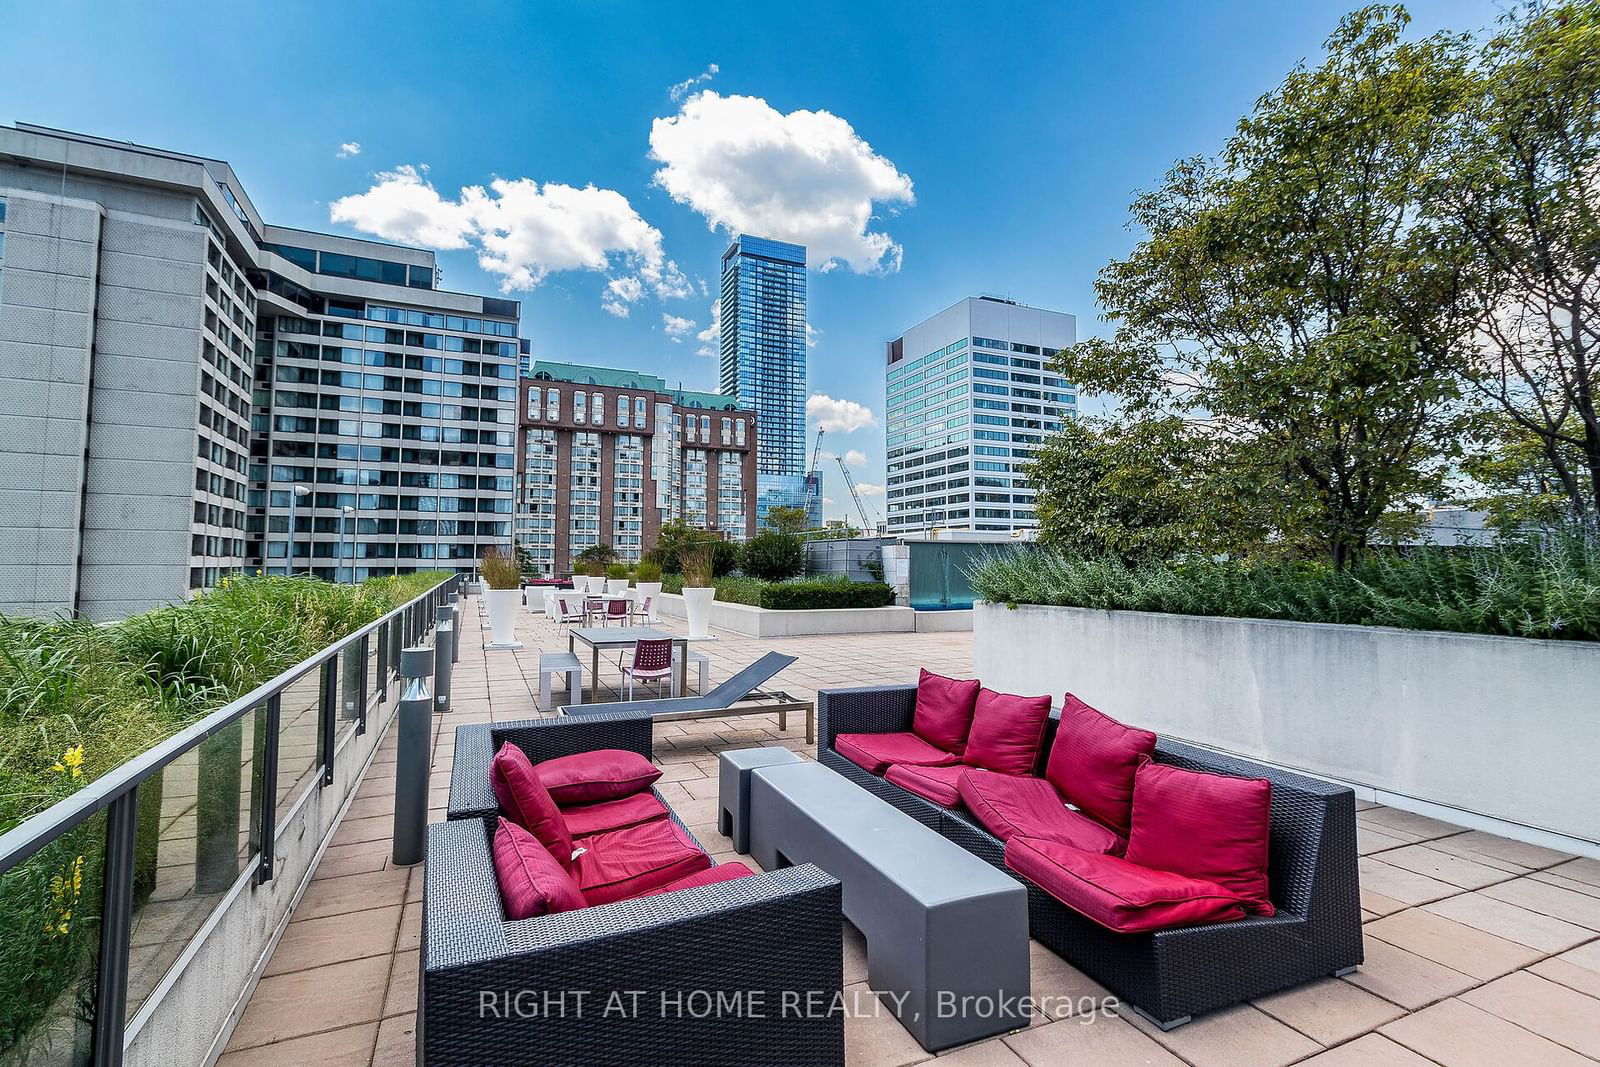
[[567, 625, 691, 703]]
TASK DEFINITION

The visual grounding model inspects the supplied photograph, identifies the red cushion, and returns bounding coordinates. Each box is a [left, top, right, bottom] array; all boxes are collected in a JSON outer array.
[[631, 861, 758, 900], [1124, 759, 1275, 916], [1004, 837, 1248, 933], [884, 762, 966, 807], [491, 743, 576, 867], [962, 688, 1053, 776], [559, 790, 670, 837], [573, 818, 713, 905], [537, 749, 663, 805], [492, 818, 586, 920], [835, 732, 960, 776], [912, 669, 981, 753], [1044, 694, 1157, 838], [957, 769, 1124, 854]]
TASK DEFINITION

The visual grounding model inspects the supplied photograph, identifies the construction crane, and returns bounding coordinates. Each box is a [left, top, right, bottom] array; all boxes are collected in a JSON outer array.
[[836, 455, 880, 532], [803, 428, 825, 521]]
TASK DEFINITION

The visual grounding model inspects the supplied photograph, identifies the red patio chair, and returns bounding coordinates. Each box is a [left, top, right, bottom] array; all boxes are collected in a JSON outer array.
[[620, 638, 674, 700]]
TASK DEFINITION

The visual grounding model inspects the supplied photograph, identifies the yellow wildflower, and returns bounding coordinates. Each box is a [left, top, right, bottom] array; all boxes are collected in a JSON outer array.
[[53, 744, 85, 780]]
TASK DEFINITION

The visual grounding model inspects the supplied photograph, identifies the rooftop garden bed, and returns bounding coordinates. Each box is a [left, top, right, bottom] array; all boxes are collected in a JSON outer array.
[[662, 574, 895, 611]]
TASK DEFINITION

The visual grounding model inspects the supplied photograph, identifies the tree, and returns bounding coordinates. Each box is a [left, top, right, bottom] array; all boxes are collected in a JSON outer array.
[[1061, 6, 1475, 568], [1439, 1, 1600, 531], [573, 543, 618, 571], [765, 506, 810, 535], [741, 530, 806, 580], [1461, 410, 1590, 532]]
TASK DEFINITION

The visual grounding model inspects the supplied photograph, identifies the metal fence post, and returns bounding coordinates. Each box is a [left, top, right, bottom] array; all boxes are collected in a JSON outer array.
[[92, 787, 139, 1067], [392, 647, 433, 866], [447, 591, 461, 664], [434, 606, 454, 715]]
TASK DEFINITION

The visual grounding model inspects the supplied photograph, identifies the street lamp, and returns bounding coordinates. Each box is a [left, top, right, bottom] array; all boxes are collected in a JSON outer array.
[[288, 485, 310, 575], [339, 505, 355, 584]]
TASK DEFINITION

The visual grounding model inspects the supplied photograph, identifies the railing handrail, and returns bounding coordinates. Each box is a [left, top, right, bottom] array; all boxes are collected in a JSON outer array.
[[0, 575, 454, 877]]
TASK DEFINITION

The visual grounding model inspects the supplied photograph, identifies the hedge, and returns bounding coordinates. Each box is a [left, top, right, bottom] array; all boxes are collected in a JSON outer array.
[[660, 574, 895, 610]]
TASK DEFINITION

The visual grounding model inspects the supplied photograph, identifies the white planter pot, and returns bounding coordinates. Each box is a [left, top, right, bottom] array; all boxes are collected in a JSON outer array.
[[585, 576, 605, 594], [484, 588, 523, 648], [605, 578, 629, 596], [634, 582, 663, 622], [682, 586, 715, 639]]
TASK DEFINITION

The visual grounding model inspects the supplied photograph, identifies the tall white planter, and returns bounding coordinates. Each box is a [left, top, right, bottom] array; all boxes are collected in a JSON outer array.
[[584, 576, 605, 594], [634, 582, 663, 622], [484, 588, 523, 649], [682, 586, 715, 639], [605, 578, 628, 596]]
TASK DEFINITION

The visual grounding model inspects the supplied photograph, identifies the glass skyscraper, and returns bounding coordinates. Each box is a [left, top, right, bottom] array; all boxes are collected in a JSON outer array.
[[719, 234, 807, 525]]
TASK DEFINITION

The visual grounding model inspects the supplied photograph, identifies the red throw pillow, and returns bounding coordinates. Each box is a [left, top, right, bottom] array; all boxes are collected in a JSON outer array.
[[1124, 758, 1275, 916], [1044, 694, 1158, 838], [962, 688, 1053, 776], [492, 818, 586, 920], [537, 749, 663, 806], [911, 669, 981, 753], [491, 742, 576, 867]]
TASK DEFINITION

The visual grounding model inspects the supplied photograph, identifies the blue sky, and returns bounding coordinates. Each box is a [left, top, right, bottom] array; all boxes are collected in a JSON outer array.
[[6, 0, 1497, 521]]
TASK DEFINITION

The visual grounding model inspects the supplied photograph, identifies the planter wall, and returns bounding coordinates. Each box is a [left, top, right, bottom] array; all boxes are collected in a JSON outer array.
[[974, 602, 1600, 853], [655, 592, 918, 637]]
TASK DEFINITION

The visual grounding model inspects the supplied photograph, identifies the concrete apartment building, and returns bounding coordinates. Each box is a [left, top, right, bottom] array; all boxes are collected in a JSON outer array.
[[517, 361, 757, 576], [0, 124, 518, 619], [884, 296, 1077, 533]]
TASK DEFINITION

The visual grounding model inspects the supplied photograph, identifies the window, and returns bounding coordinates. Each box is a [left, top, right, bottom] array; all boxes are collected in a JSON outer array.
[[591, 392, 604, 426], [546, 388, 560, 420], [721, 417, 731, 445], [574, 391, 587, 424], [617, 394, 630, 427], [735, 419, 746, 446]]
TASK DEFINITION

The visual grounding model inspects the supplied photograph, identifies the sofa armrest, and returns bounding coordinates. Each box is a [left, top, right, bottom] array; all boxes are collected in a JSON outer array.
[[817, 685, 917, 750], [448, 713, 655, 821], [423, 818, 844, 1066]]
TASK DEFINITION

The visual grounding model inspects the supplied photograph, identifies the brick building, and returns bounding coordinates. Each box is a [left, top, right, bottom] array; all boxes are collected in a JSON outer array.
[[516, 361, 757, 575]]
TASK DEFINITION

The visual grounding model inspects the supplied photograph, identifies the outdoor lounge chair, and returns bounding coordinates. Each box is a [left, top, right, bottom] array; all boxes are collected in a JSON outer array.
[[562, 651, 816, 744], [436, 712, 844, 1065], [815, 684, 1363, 1028]]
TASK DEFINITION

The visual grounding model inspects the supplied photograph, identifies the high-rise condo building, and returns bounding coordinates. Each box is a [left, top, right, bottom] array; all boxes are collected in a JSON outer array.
[[718, 234, 807, 525], [516, 361, 757, 575], [884, 296, 1076, 533], [0, 124, 519, 619]]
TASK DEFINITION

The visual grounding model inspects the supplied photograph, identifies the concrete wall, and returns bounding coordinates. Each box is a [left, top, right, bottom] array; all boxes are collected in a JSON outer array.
[[974, 602, 1600, 855], [655, 591, 917, 637]]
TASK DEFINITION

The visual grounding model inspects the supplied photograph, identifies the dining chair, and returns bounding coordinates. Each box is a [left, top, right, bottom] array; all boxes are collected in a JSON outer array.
[[620, 638, 674, 700]]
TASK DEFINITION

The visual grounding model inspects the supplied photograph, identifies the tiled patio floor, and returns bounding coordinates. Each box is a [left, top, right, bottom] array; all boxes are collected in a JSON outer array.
[[219, 596, 1600, 1066]]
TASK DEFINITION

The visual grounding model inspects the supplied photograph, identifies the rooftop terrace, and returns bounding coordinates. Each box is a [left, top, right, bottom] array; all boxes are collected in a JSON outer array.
[[214, 601, 1600, 1067]]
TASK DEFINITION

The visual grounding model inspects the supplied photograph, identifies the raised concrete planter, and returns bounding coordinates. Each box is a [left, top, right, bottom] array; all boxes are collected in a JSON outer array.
[[974, 601, 1600, 856], [656, 591, 917, 637]]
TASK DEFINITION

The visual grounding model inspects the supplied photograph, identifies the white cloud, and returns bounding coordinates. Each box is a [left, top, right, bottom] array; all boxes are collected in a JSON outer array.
[[843, 449, 867, 466], [805, 322, 820, 348], [695, 300, 722, 357], [662, 313, 696, 341], [822, 497, 835, 506], [330, 165, 691, 312], [854, 482, 885, 497], [649, 91, 915, 274], [807, 394, 878, 433], [668, 63, 719, 102], [336, 141, 362, 159]]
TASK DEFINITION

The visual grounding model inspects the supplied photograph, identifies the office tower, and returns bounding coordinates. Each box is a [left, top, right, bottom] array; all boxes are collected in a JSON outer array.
[[884, 296, 1077, 533], [516, 361, 757, 575], [0, 124, 518, 619], [718, 234, 807, 525]]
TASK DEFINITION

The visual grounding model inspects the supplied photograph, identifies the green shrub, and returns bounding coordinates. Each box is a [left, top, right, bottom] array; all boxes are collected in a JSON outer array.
[[760, 578, 895, 611], [634, 560, 662, 583], [605, 563, 629, 580], [741, 531, 805, 581], [964, 539, 1600, 641]]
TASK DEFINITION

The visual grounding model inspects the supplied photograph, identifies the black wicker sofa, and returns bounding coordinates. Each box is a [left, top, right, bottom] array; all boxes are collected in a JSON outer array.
[[424, 711, 845, 1066], [817, 684, 1363, 1029]]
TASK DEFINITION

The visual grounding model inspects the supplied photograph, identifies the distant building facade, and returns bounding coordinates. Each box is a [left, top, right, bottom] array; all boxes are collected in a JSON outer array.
[[719, 234, 807, 525], [0, 123, 518, 619], [884, 296, 1077, 533], [516, 361, 757, 576]]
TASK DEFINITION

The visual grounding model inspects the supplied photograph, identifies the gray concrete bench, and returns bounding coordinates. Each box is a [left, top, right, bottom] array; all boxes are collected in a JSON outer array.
[[538, 651, 582, 709], [675, 648, 710, 694], [746, 761, 1029, 1051], [717, 747, 805, 852]]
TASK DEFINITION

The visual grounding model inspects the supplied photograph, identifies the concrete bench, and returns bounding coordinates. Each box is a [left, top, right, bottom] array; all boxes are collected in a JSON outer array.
[[674, 649, 710, 694], [538, 651, 582, 709], [717, 746, 805, 853]]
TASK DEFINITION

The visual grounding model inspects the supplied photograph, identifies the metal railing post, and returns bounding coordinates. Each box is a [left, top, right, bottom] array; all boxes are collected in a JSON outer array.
[[92, 787, 139, 1067], [434, 606, 454, 714], [258, 694, 281, 884], [319, 657, 337, 787], [392, 647, 433, 866], [447, 591, 461, 664], [357, 634, 370, 735]]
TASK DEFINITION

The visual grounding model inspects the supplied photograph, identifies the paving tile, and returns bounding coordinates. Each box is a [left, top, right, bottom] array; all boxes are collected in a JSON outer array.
[[933, 1035, 1026, 1063], [1024, 941, 1110, 1024], [397, 899, 422, 953], [843, 920, 869, 985], [216, 1021, 377, 1066], [372, 1012, 417, 1066], [315, 838, 394, 880], [1251, 976, 1403, 1045], [1377, 844, 1517, 891], [1380, 996, 1591, 1067], [384, 948, 419, 1018], [1483, 876, 1600, 930], [1005, 1014, 1182, 1065], [841, 981, 929, 1067], [1295, 1032, 1434, 1065], [1533, 870, 1600, 901], [1426, 830, 1571, 871], [1360, 889, 1410, 918], [1341, 937, 1477, 1010], [1358, 808, 1461, 841], [227, 954, 391, 1049], [1358, 826, 1413, 856], [1422, 891, 1594, 952], [1460, 970, 1600, 1059], [265, 904, 402, 977], [1358, 857, 1461, 907], [295, 867, 412, 922], [1530, 951, 1600, 1000], [1367, 907, 1541, 981], [1546, 857, 1600, 889], [1125, 1003, 1320, 1067]]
